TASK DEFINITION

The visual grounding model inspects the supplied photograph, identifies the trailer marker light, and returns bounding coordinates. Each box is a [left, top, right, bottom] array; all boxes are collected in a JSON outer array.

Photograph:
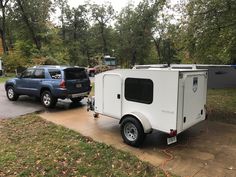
[[169, 129, 177, 137]]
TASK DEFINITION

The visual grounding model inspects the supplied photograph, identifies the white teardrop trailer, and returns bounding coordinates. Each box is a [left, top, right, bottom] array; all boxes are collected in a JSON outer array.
[[88, 66, 208, 147]]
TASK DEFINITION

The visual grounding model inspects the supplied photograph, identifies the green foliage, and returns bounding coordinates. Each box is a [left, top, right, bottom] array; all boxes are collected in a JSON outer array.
[[2, 52, 29, 72], [1, 0, 235, 68], [116, 0, 166, 66], [41, 28, 69, 64], [13, 0, 54, 47], [14, 40, 38, 57], [90, 2, 115, 54], [180, 0, 236, 64]]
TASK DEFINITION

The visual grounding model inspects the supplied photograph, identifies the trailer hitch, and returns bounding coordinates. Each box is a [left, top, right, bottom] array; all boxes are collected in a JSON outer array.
[[87, 96, 95, 112], [87, 96, 99, 118]]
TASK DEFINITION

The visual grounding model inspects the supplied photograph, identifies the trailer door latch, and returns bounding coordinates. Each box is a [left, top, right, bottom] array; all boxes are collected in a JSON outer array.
[[183, 117, 186, 123], [117, 94, 120, 99]]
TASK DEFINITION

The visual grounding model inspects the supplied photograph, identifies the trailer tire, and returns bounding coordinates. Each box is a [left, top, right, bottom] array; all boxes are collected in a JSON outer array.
[[120, 116, 145, 147]]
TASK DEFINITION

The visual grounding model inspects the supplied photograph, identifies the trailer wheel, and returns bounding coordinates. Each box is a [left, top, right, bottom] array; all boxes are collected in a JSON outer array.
[[120, 117, 145, 147]]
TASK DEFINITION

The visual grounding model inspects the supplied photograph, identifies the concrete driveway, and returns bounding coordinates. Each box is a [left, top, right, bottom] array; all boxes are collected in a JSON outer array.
[[40, 104, 236, 177]]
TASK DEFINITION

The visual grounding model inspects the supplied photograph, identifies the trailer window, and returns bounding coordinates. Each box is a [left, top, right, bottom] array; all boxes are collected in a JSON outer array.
[[125, 78, 153, 104]]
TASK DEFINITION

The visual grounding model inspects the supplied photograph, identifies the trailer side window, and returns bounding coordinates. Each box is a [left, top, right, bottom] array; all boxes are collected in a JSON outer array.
[[125, 78, 153, 104]]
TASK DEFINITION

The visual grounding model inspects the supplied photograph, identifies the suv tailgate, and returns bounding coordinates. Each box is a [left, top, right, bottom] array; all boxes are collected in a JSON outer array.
[[64, 68, 91, 94]]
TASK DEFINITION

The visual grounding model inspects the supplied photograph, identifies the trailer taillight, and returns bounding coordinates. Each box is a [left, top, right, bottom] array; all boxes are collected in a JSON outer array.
[[169, 129, 177, 137], [60, 80, 66, 88]]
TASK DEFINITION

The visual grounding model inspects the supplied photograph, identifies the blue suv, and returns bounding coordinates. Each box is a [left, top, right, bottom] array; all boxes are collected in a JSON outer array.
[[5, 65, 91, 108]]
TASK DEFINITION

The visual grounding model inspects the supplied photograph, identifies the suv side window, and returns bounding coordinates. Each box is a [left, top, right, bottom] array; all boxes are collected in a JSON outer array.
[[48, 69, 62, 79], [34, 69, 45, 79], [21, 69, 34, 78]]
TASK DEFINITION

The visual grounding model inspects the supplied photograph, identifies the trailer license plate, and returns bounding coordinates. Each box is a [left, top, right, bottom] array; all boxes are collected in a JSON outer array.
[[167, 136, 177, 145]]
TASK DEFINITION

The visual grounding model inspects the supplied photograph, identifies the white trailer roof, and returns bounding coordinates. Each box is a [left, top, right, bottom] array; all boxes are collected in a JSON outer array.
[[106, 68, 207, 75]]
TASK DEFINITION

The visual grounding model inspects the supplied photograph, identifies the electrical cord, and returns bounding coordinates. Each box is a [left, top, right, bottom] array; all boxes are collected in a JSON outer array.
[[160, 120, 209, 177]]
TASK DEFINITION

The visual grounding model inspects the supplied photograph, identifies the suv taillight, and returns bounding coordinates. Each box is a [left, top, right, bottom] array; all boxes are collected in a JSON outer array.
[[60, 80, 66, 88]]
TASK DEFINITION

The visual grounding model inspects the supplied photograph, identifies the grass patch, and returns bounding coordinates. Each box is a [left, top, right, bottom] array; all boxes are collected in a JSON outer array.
[[0, 76, 11, 83], [0, 73, 15, 83], [0, 114, 168, 177], [207, 88, 236, 124]]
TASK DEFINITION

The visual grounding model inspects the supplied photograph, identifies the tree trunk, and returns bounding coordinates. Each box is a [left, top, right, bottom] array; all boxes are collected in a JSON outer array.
[[152, 36, 161, 61], [16, 0, 41, 50], [61, 8, 66, 41], [73, 13, 77, 41], [0, 1, 8, 54], [100, 24, 107, 55], [86, 50, 90, 66], [131, 49, 136, 67]]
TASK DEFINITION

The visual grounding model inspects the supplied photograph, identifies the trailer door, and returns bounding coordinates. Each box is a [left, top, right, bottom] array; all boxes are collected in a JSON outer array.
[[182, 72, 207, 130], [103, 74, 122, 118]]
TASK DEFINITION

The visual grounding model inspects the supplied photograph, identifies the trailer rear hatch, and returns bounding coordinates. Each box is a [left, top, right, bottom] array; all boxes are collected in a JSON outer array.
[[64, 68, 91, 94], [182, 71, 207, 130]]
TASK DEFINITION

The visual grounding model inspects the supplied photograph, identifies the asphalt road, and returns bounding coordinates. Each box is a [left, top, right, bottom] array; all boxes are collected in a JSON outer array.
[[0, 83, 44, 119], [0, 83, 87, 119]]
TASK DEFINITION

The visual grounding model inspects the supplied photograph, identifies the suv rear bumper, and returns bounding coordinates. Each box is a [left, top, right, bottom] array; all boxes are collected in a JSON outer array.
[[52, 88, 90, 99], [69, 91, 90, 98]]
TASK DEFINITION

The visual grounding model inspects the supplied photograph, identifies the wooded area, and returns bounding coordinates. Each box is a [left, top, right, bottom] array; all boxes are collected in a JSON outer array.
[[0, 0, 235, 71]]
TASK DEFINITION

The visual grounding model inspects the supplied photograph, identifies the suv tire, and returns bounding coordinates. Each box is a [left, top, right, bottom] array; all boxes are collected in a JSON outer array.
[[6, 86, 19, 101], [41, 91, 57, 108]]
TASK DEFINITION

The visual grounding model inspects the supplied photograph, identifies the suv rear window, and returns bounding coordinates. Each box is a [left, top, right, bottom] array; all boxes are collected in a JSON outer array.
[[64, 68, 87, 80], [48, 69, 62, 79]]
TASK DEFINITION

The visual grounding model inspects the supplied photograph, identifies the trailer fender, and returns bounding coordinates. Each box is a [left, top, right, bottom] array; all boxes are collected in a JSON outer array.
[[120, 112, 152, 133]]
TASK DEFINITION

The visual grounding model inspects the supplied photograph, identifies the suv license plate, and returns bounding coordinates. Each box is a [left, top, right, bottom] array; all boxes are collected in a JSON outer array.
[[72, 93, 80, 98], [167, 136, 177, 145], [76, 84, 82, 88]]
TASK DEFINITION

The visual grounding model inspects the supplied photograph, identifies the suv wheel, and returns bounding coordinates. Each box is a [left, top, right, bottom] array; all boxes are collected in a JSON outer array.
[[41, 91, 57, 108], [70, 97, 83, 103], [6, 86, 19, 101], [120, 116, 146, 147]]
